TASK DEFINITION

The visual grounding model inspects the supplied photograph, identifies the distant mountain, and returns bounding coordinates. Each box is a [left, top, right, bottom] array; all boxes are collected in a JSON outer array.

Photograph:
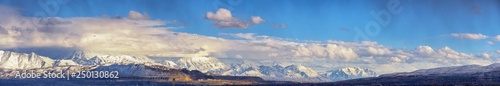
[[0, 50, 204, 80], [283, 64, 320, 78], [174, 58, 378, 82], [91, 64, 209, 80], [67, 50, 155, 65], [0, 50, 378, 83], [0, 50, 77, 69], [161, 60, 178, 68], [321, 67, 377, 81], [218, 62, 328, 82], [176, 57, 228, 72], [331, 63, 500, 85], [380, 63, 500, 77]]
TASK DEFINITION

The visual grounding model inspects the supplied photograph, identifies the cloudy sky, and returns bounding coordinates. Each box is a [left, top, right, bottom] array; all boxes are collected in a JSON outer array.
[[0, 0, 500, 73]]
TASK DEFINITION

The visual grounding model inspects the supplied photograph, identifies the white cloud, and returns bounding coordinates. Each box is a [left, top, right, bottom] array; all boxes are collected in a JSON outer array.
[[480, 52, 490, 59], [0, 8, 232, 57], [494, 35, 500, 41], [488, 41, 494, 45], [292, 43, 359, 60], [205, 8, 265, 29], [415, 46, 435, 55], [127, 10, 149, 20], [419, 46, 472, 59], [251, 16, 266, 24], [221, 33, 256, 40], [450, 33, 488, 40], [206, 8, 234, 21], [366, 47, 392, 55]]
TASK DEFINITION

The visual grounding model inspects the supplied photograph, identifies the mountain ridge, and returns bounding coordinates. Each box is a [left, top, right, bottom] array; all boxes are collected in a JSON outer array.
[[0, 50, 377, 82]]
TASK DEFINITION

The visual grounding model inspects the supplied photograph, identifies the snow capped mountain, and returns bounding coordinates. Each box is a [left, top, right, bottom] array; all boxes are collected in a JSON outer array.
[[217, 60, 263, 76], [381, 63, 500, 77], [0, 50, 158, 70], [67, 51, 155, 65], [283, 64, 320, 78], [256, 65, 286, 77], [176, 57, 228, 72], [217, 62, 328, 82], [54, 60, 79, 66], [161, 60, 178, 68], [203, 58, 377, 82], [337, 63, 500, 85], [0, 50, 378, 82], [322, 67, 377, 81], [92, 64, 178, 77], [0, 50, 77, 69]]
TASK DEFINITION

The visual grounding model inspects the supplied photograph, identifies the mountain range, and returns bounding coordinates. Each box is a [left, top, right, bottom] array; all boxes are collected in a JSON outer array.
[[0, 50, 377, 82], [6, 49, 497, 85], [158, 57, 377, 82], [329, 63, 500, 85]]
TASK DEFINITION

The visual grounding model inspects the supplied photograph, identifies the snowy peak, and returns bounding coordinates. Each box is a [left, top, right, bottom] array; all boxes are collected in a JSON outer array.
[[0, 50, 54, 69], [322, 67, 377, 81], [176, 57, 228, 72], [0, 50, 77, 69], [218, 62, 327, 82], [161, 60, 178, 68], [68, 50, 154, 65], [54, 60, 78, 66], [283, 64, 320, 78], [91, 64, 188, 77], [336, 67, 376, 76]]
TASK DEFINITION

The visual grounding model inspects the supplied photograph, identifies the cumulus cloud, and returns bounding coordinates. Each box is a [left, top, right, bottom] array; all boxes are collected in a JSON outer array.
[[480, 52, 491, 59], [127, 10, 149, 20], [220, 33, 257, 40], [206, 8, 234, 21], [450, 33, 488, 40], [218, 33, 492, 68], [205, 8, 265, 29], [250, 16, 266, 24], [412, 46, 475, 62], [494, 35, 500, 41], [0, 7, 231, 57], [366, 47, 393, 55]]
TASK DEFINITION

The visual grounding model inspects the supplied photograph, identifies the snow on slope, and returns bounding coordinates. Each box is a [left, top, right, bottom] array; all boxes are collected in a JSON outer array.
[[0, 50, 77, 69], [322, 67, 377, 81], [92, 64, 171, 77], [0, 50, 378, 82], [283, 64, 320, 78], [91, 64, 210, 81], [176, 57, 228, 72], [218, 62, 328, 82], [161, 60, 178, 68], [381, 63, 500, 77], [54, 60, 79, 66], [68, 51, 155, 65]]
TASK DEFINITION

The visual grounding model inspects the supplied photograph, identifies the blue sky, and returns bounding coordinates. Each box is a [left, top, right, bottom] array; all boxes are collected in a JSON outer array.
[[1, 0, 499, 54]]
